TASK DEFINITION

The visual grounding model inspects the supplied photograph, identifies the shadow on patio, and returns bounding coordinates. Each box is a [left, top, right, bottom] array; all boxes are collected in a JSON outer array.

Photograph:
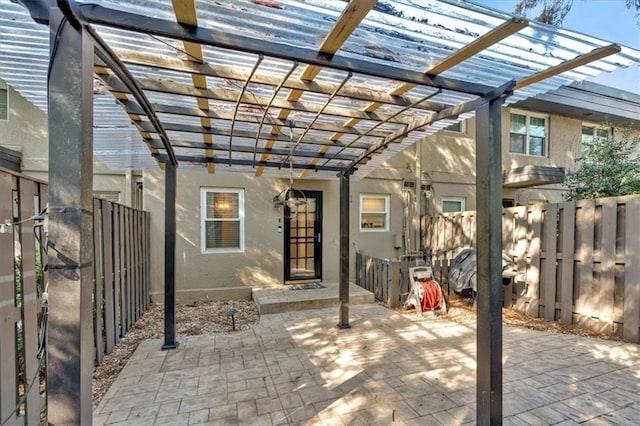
[[93, 303, 640, 425]]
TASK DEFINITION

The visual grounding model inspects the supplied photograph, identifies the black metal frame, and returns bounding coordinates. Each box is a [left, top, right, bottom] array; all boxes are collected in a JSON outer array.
[[17, 0, 614, 423]]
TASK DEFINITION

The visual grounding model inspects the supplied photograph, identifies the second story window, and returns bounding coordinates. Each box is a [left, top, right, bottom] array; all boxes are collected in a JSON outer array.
[[509, 112, 547, 156], [581, 124, 610, 150]]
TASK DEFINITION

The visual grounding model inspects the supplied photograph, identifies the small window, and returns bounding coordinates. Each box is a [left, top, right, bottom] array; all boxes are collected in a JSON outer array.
[[502, 198, 515, 208], [444, 120, 465, 134], [201, 188, 244, 253], [509, 112, 547, 156], [441, 197, 465, 213], [0, 79, 8, 121], [581, 124, 610, 154], [360, 194, 389, 232], [94, 191, 120, 203]]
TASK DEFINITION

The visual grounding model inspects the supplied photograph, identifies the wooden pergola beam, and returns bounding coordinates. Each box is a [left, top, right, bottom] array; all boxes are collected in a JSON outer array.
[[300, 16, 528, 178], [257, 0, 377, 175], [171, 0, 215, 173], [515, 44, 621, 90], [425, 17, 529, 75]]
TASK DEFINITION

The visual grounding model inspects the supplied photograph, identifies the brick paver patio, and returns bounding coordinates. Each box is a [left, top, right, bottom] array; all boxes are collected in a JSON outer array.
[[94, 304, 640, 425]]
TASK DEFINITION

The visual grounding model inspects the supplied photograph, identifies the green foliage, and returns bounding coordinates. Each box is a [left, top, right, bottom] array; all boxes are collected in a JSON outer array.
[[514, 0, 639, 26], [564, 127, 640, 201]]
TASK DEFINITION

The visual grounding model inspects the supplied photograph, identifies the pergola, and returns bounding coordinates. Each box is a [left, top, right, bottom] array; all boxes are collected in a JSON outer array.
[[4, 0, 640, 424]]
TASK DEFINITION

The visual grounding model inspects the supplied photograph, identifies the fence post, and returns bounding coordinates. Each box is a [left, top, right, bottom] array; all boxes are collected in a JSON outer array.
[[624, 197, 640, 343], [389, 261, 401, 309]]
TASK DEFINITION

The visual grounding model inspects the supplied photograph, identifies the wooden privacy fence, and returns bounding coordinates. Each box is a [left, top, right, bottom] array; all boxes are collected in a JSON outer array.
[[0, 168, 150, 425], [421, 194, 640, 344], [354, 250, 422, 309]]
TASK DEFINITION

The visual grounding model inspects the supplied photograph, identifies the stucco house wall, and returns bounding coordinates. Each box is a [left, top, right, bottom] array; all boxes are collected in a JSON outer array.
[[144, 166, 412, 302], [0, 84, 140, 206]]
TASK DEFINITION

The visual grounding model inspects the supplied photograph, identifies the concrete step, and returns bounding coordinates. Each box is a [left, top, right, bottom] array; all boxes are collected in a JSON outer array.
[[252, 282, 375, 314]]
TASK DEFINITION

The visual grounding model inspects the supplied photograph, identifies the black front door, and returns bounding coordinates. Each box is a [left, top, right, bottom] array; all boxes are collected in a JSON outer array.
[[284, 190, 322, 283]]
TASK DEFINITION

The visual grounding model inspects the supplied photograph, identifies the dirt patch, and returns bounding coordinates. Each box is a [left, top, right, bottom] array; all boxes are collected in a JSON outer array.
[[436, 298, 622, 342]]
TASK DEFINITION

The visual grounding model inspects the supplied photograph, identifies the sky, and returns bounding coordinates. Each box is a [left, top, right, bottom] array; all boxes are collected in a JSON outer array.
[[473, 0, 640, 92]]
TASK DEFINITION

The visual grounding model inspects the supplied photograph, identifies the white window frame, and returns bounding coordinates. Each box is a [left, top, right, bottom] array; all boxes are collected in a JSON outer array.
[[94, 191, 121, 204], [444, 119, 466, 134], [581, 123, 611, 153], [201, 188, 245, 253], [441, 197, 466, 213], [509, 110, 548, 157], [359, 194, 390, 232]]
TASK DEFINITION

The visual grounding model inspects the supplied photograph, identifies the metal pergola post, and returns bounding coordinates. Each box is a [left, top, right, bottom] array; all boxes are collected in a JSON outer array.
[[475, 96, 506, 425], [46, 6, 95, 424], [337, 172, 351, 329], [162, 161, 179, 349]]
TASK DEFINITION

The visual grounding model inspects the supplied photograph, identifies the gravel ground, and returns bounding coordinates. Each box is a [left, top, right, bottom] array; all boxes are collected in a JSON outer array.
[[92, 296, 621, 408]]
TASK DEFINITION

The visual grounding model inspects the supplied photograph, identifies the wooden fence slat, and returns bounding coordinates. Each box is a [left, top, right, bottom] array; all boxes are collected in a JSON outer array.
[[137, 211, 143, 318], [113, 205, 123, 340], [502, 208, 515, 308], [559, 202, 576, 324], [513, 206, 528, 311], [125, 208, 133, 328], [623, 197, 640, 343], [389, 261, 400, 308], [93, 198, 105, 364], [0, 173, 18, 425], [575, 199, 595, 327], [18, 178, 41, 425], [543, 204, 558, 321], [132, 210, 138, 321], [526, 205, 542, 317], [119, 204, 128, 332], [102, 202, 115, 354], [144, 212, 150, 309], [599, 198, 617, 330]]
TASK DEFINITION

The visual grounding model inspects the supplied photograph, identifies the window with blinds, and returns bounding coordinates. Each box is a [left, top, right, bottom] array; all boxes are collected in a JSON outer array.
[[201, 188, 244, 252]]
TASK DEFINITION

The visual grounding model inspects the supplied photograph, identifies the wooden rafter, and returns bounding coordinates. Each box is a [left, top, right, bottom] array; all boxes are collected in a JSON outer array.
[[299, 16, 529, 178], [171, 0, 216, 173], [256, 0, 377, 176], [515, 44, 621, 90]]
